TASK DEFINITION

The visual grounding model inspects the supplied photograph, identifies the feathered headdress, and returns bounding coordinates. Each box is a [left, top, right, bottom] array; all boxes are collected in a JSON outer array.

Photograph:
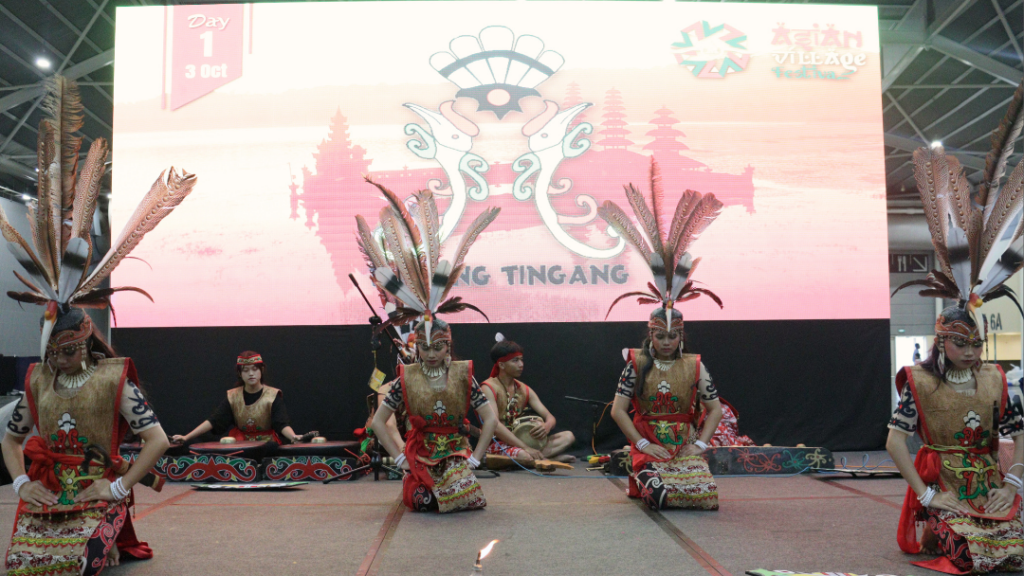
[[893, 79, 1024, 324], [598, 157, 724, 328], [355, 176, 499, 345], [0, 76, 197, 358]]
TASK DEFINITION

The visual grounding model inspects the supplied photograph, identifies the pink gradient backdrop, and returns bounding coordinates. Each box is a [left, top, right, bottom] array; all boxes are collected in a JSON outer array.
[[111, 2, 888, 327]]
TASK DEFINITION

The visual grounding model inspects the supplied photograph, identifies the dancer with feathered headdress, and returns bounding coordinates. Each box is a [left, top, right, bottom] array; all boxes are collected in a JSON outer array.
[[361, 178, 500, 513], [887, 80, 1024, 574], [0, 76, 195, 575], [599, 158, 724, 511]]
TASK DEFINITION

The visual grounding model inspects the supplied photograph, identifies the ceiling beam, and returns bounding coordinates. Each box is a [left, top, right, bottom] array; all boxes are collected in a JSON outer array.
[[928, 35, 1023, 85], [884, 133, 987, 171], [0, 49, 114, 116]]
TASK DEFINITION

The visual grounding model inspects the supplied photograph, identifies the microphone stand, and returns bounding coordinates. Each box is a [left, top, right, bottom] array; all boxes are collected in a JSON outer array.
[[322, 275, 407, 483]]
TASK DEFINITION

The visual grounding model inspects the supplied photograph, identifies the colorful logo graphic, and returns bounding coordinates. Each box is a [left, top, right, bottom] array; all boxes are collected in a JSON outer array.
[[671, 21, 750, 79]]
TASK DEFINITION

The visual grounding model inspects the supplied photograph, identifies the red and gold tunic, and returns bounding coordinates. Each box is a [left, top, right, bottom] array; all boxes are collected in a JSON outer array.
[[895, 365, 1024, 574], [620, 349, 718, 510], [397, 361, 485, 513], [6, 359, 154, 576]]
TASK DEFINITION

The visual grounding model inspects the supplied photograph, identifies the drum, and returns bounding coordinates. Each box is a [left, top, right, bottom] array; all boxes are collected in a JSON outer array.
[[512, 415, 548, 451], [121, 442, 190, 457], [190, 441, 271, 460], [271, 440, 360, 458]]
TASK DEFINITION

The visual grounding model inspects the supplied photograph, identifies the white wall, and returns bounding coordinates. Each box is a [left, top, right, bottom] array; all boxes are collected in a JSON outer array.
[[0, 197, 46, 357], [0, 197, 109, 357]]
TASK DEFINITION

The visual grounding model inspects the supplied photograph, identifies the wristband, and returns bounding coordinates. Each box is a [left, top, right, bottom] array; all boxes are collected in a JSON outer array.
[[635, 438, 651, 451], [1004, 473, 1023, 490], [693, 440, 709, 452], [394, 453, 406, 468], [918, 486, 936, 508], [12, 475, 29, 496], [1009, 463, 1024, 475], [467, 455, 480, 469], [110, 478, 129, 501]]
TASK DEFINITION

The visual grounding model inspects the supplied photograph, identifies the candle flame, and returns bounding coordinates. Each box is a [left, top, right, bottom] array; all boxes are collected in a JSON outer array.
[[479, 540, 499, 560]]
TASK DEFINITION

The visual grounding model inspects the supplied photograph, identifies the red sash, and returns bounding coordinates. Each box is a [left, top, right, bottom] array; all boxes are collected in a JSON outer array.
[[24, 436, 124, 493], [401, 416, 461, 508], [630, 410, 696, 472]]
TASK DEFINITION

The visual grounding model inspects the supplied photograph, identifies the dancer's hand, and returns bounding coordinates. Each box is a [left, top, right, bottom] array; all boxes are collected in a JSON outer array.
[[74, 479, 115, 503], [680, 444, 704, 457], [400, 459, 410, 471], [170, 434, 187, 444], [19, 481, 58, 507], [928, 491, 971, 514], [640, 443, 671, 459], [984, 486, 1017, 514]]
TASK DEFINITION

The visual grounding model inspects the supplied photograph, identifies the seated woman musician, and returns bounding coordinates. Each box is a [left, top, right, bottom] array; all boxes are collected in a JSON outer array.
[[171, 351, 316, 444]]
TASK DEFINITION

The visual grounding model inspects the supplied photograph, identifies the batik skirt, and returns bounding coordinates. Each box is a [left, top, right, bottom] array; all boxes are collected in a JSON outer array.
[[6, 501, 128, 576], [632, 453, 718, 510], [406, 457, 486, 513], [923, 508, 1024, 573]]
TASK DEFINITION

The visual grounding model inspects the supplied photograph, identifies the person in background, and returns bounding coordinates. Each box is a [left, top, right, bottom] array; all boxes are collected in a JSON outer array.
[[172, 352, 315, 445], [480, 337, 575, 466]]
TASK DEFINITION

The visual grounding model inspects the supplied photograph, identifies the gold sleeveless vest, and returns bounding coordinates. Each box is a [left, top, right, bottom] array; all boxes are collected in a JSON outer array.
[[482, 377, 528, 427], [227, 385, 280, 434], [631, 350, 699, 416], [402, 361, 472, 462]]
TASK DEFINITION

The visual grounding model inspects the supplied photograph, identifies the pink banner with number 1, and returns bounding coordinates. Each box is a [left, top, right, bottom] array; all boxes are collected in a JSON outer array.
[[170, 4, 243, 110]]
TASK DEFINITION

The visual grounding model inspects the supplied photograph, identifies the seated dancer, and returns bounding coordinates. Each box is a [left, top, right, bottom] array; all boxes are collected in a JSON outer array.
[[358, 178, 500, 513], [0, 75, 192, 575], [172, 352, 315, 444], [598, 160, 724, 510], [480, 338, 576, 465], [887, 139, 1024, 573]]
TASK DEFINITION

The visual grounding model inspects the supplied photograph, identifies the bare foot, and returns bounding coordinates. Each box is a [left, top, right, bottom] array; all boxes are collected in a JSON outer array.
[[107, 545, 120, 567], [555, 454, 577, 463]]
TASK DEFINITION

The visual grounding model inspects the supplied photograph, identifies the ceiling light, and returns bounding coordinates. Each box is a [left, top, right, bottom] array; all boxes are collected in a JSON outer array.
[[21, 194, 31, 201], [930, 140, 943, 149], [35, 57, 51, 69]]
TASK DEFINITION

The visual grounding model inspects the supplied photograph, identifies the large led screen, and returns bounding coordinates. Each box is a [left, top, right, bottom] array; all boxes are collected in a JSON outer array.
[[112, 2, 887, 327]]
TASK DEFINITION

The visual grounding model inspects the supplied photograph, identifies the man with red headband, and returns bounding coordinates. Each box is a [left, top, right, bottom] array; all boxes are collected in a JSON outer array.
[[480, 338, 575, 466], [172, 352, 316, 445]]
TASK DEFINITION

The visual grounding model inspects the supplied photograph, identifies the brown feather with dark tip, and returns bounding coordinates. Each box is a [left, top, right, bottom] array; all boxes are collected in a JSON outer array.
[[979, 79, 1024, 209]]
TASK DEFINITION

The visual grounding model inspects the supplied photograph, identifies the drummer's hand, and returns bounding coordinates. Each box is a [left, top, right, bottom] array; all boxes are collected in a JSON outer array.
[[680, 444, 704, 457], [170, 434, 187, 444], [529, 425, 549, 441], [640, 444, 672, 460], [19, 481, 58, 507], [526, 448, 544, 461], [74, 479, 116, 503], [985, 486, 1017, 514], [928, 491, 971, 515]]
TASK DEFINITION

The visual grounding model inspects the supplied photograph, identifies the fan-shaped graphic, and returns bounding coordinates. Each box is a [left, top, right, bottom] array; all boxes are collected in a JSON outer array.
[[671, 21, 750, 79], [430, 25, 564, 118]]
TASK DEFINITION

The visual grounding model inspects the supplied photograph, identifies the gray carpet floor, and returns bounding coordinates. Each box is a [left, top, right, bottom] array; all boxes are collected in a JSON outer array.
[[0, 451, 1018, 575]]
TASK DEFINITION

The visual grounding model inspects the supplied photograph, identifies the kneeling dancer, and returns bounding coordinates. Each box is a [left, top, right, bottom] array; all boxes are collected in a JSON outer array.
[[887, 131, 1024, 573], [599, 160, 725, 510], [359, 178, 499, 512], [0, 75, 192, 574]]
